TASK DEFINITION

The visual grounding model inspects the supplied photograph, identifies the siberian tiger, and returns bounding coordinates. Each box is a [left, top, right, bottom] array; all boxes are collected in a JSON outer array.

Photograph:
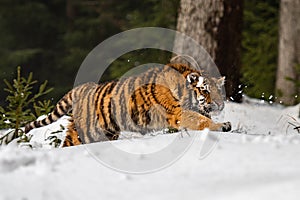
[[25, 63, 231, 146]]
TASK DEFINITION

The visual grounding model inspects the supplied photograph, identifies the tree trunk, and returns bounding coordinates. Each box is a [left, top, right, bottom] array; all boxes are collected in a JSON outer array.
[[174, 0, 243, 102], [276, 0, 300, 105]]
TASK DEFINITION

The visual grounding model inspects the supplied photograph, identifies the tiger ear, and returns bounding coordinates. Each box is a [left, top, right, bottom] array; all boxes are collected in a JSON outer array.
[[170, 55, 181, 63], [217, 76, 225, 87], [187, 73, 199, 83]]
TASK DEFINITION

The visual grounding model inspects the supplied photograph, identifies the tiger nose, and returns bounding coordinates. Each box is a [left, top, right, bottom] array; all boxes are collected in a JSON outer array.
[[197, 95, 205, 102]]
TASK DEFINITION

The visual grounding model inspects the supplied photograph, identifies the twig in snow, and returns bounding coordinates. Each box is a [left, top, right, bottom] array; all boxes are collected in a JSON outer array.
[[231, 123, 248, 134], [288, 122, 300, 133], [285, 115, 300, 134]]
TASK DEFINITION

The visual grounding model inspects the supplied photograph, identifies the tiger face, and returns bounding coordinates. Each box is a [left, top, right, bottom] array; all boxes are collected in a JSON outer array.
[[187, 72, 211, 105], [186, 72, 212, 116], [205, 76, 225, 113]]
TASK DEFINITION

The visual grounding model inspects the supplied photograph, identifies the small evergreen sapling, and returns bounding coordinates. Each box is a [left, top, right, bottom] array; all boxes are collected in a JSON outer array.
[[0, 66, 53, 145]]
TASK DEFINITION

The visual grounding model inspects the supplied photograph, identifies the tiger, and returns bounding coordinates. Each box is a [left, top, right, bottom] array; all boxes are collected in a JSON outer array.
[[24, 63, 231, 147]]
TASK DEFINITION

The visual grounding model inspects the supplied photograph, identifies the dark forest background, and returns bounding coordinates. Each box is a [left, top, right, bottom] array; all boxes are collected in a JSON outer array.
[[0, 0, 279, 106]]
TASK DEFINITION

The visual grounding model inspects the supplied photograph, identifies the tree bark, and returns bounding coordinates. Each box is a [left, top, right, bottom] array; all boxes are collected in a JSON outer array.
[[276, 0, 300, 105], [174, 0, 243, 102]]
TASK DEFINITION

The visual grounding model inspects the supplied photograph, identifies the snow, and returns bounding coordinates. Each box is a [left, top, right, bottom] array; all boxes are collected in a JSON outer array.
[[0, 100, 300, 200]]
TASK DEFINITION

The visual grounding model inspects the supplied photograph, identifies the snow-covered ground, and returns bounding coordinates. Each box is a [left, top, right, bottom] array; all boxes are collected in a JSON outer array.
[[0, 100, 300, 200]]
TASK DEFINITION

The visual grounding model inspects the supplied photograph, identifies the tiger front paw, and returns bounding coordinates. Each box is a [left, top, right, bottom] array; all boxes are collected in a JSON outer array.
[[221, 122, 231, 132]]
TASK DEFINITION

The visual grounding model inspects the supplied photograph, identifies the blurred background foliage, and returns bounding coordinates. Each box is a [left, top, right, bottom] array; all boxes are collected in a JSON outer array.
[[242, 0, 279, 100], [0, 0, 279, 106]]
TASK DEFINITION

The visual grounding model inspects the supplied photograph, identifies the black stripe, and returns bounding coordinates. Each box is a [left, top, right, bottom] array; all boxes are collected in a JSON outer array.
[[61, 98, 68, 106], [99, 83, 114, 130], [118, 82, 126, 127], [34, 121, 41, 128], [168, 63, 189, 74], [60, 98, 70, 113], [177, 83, 183, 98], [140, 85, 151, 107], [102, 82, 117, 123], [107, 81, 117, 95], [142, 71, 151, 84], [25, 125, 31, 134], [68, 91, 72, 101], [150, 73, 159, 105], [130, 92, 139, 125], [119, 78, 134, 130], [143, 71, 157, 105], [58, 102, 65, 115], [64, 135, 72, 146], [138, 87, 151, 125], [73, 85, 90, 120], [169, 64, 181, 74], [144, 110, 151, 125], [53, 108, 61, 118], [48, 114, 54, 123], [110, 81, 122, 132], [134, 78, 150, 125], [126, 78, 135, 100], [132, 78, 148, 126], [109, 97, 120, 132], [150, 84, 159, 104], [113, 80, 123, 97], [41, 118, 48, 126], [144, 69, 155, 84], [84, 89, 95, 143], [186, 81, 194, 108], [94, 84, 105, 111], [165, 87, 180, 111], [111, 94, 118, 121], [105, 83, 118, 132]]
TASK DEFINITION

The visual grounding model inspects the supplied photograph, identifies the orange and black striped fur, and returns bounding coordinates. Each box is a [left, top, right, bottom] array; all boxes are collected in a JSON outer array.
[[25, 63, 231, 146]]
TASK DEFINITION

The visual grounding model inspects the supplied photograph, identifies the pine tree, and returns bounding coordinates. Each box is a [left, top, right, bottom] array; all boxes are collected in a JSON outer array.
[[242, 0, 279, 100], [0, 67, 53, 144]]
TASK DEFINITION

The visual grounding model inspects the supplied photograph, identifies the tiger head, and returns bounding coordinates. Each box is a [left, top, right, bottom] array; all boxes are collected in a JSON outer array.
[[169, 56, 226, 115], [206, 76, 226, 112], [187, 72, 225, 116], [186, 72, 212, 112]]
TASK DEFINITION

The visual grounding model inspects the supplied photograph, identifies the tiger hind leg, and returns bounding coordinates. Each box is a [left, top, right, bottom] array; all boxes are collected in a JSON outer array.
[[62, 119, 82, 147], [62, 120, 120, 147]]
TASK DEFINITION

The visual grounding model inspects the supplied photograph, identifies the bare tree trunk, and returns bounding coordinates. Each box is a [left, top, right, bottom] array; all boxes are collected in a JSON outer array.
[[174, 0, 243, 102], [276, 0, 300, 105]]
